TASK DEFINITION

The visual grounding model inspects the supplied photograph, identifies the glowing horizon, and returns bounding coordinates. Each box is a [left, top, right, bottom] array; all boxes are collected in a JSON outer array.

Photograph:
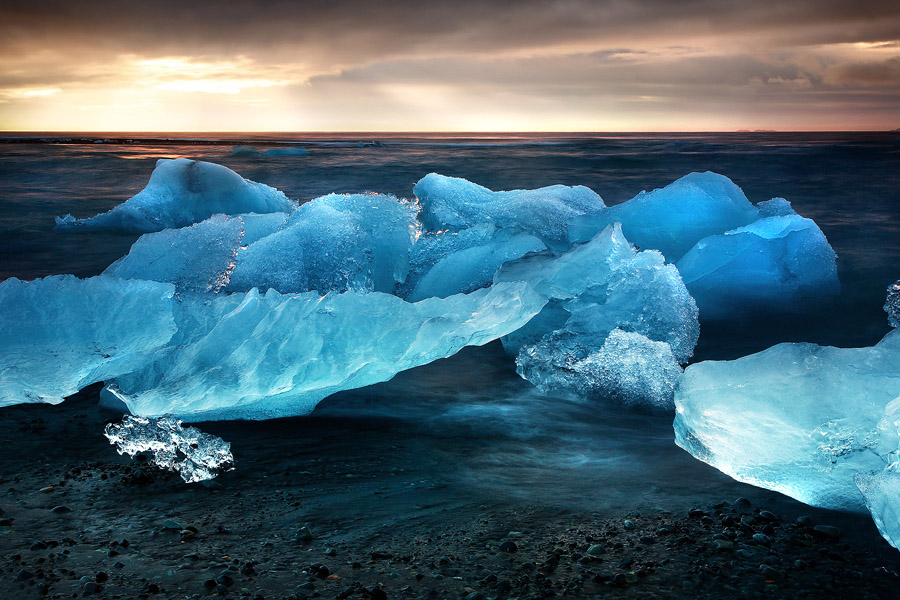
[[2, 1, 899, 132]]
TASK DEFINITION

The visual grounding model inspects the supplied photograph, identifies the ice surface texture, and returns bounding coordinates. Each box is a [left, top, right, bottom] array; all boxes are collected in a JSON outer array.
[[675, 330, 900, 511], [106, 282, 544, 420], [55, 158, 297, 232], [0, 273, 542, 420], [227, 193, 419, 294], [886, 280, 900, 328], [105, 415, 234, 483], [415, 173, 604, 250], [0, 275, 177, 407], [496, 224, 699, 409], [569, 173, 839, 318], [675, 212, 840, 319]]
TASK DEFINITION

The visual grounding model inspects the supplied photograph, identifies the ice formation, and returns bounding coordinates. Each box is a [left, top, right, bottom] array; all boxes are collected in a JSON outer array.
[[569, 172, 758, 261], [568, 173, 839, 318], [404, 226, 546, 301], [55, 158, 296, 232], [414, 173, 604, 249], [495, 224, 699, 409], [227, 193, 419, 294], [104, 282, 544, 420], [675, 211, 840, 319], [105, 415, 234, 483], [674, 281, 900, 511], [0, 275, 176, 406]]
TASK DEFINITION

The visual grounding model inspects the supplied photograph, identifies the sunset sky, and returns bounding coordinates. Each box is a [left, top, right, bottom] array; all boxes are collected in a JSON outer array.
[[1, 0, 899, 131]]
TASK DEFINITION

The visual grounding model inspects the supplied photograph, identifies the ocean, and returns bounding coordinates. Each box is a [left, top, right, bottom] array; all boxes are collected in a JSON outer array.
[[1, 131, 899, 512]]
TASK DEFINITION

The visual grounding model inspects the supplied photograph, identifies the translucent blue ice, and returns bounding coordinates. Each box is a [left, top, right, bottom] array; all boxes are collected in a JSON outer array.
[[675, 212, 840, 319], [414, 173, 604, 249], [0, 275, 177, 406], [495, 224, 699, 409], [569, 172, 758, 261], [105, 282, 545, 420], [674, 329, 900, 511], [55, 158, 297, 232], [404, 226, 546, 301], [227, 193, 419, 294]]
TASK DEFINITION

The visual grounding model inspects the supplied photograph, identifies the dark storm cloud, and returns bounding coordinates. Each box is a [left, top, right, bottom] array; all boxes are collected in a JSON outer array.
[[2, 0, 900, 62]]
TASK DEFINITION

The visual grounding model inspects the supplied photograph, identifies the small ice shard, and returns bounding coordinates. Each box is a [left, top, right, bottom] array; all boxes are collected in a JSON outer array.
[[105, 281, 545, 420], [675, 211, 840, 320], [886, 280, 900, 328], [674, 324, 900, 511], [226, 193, 419, 294], [55, 158, 297, 233], [569, 172, 758, 261], [0, 275, 177, 407], [414, 173, 604, 249], [104, 415, 233, 483], [495, 224, 699, 409]]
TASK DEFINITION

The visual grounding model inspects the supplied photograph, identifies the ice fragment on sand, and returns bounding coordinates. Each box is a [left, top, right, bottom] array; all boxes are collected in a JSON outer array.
[[105, 415, 233, 483], [674, 328, 900, 511], [55, 158, 296, 232]]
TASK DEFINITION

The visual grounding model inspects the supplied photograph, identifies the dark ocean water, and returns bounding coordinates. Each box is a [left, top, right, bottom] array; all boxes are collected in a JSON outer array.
[[1, 132, 899, 511]]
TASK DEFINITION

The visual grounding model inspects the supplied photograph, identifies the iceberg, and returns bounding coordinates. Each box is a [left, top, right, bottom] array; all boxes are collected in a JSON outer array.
[[55, 158, 297, 232], [674, 280, 900, 511], [414, 173, 604, 249], [227, 193, 419, 294], [0, 275, 177, 406], [404, 225, 546, 301], [104, 282, 545, 421], [568, 173, 840, 318], [105, 415, 234, 483], [569, 172, 758, 261], [675, 209, 840, 320], [495, 224, 699, 409]]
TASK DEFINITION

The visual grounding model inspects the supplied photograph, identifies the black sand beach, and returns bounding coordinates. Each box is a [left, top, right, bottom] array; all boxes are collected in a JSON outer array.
[[3, 344, 900, 600]]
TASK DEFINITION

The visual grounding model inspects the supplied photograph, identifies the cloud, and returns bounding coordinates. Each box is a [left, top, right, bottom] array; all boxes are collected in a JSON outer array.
[[1, 0, 899, 129]]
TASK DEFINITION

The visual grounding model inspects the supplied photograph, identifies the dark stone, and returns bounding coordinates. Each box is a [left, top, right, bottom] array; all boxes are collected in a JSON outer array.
[[499, 541, 518, 553]]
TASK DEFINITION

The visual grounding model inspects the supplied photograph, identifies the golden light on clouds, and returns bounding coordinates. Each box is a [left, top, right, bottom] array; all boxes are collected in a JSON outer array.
[[0, 0, 898, 131]]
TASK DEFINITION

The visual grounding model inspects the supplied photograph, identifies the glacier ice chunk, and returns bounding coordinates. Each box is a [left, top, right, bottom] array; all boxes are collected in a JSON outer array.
[[569, 172, 758, 261], [106, 281, 545, 420], [55, 158, 297, 232], [674, 329, 900, 511], [414, 173, 603, 249], [675, 212, 840, 319], [405, 226, 546, 301], [0, 275, 177, 406], [494, 224, 699, 408], [105, 415, 234, 483], [227, 193, 419, 294]]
